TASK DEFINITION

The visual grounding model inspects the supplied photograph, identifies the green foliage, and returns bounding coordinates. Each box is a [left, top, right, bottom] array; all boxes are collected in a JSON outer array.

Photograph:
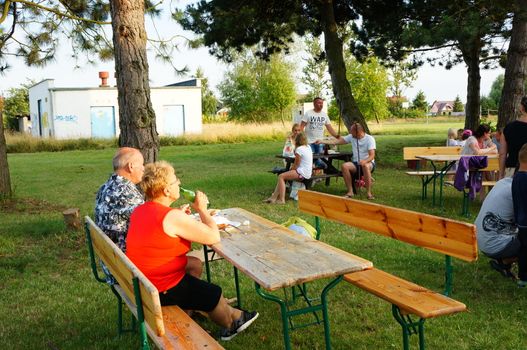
[[488, 74, 505, 108], [219, 53, 296, 123], [412, 90, 428, 112], [302, 35, 330, 100], [3, 86, 29, 130], [345, 56, 390, 122], [388, 60, 417, 98], [453, 95, 464, 112], [480, 96, 496, 116], [195, 67, 218, 117], [327, 99, 340, 121]]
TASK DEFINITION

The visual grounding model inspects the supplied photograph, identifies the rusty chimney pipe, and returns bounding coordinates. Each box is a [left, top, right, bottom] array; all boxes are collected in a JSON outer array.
[[99, 71, 109, 87]]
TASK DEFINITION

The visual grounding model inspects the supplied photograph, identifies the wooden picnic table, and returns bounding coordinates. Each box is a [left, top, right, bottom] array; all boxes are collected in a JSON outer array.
[[276, 151, 353, 187], [204, 207, 372, 350], [416, 154, 497, 208]]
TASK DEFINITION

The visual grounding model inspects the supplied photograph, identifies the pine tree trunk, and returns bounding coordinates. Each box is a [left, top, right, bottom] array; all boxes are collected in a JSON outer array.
[[461, 42, 482, 131], [498, 1, 527, 129], [0, 112, 12, 198], [318, 0, 369, 133], [109, 0, 159, 163]]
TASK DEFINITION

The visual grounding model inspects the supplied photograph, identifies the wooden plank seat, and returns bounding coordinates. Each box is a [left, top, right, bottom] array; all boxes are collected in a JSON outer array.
[[85, 217, 224, 350], [298, 190, 477, 350]]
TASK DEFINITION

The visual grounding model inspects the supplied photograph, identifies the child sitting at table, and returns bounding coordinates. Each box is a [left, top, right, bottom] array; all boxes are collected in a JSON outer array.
[[264, 132, 313, 204], [446, 128, 459, 146]]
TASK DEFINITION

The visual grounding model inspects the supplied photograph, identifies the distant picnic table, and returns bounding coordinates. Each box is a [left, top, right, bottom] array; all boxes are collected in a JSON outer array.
[[275, 151, 353, 188]]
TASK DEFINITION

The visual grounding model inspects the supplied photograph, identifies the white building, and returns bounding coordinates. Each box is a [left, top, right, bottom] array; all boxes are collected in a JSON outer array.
[[28, 77, 202, 139], [291, 101, 328, 124]]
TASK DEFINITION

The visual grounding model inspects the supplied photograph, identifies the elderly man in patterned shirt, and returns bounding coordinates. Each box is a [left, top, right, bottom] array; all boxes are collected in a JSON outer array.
[[95, 147, 145, 252]]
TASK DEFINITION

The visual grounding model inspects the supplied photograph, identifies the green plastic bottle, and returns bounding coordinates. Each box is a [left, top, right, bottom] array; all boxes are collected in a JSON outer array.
[[179, 187, 196, 202]]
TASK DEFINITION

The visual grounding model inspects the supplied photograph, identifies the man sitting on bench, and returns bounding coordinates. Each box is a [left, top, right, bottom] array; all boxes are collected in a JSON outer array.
[[95, 147, 202, 279], [316, 122, 376, 199], [475, 177, 519, 279]]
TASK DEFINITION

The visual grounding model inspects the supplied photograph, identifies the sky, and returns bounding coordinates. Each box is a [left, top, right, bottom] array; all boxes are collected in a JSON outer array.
[[0, 4, 505, 104]]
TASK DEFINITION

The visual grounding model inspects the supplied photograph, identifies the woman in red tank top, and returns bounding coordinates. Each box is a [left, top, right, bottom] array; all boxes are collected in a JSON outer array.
[[126, 161, 258, 341]]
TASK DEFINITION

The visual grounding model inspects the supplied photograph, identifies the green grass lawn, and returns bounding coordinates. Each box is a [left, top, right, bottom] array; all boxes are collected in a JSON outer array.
[[2, 129, 527, 349]]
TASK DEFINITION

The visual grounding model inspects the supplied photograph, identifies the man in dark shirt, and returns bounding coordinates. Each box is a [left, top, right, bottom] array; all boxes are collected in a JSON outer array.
[[500, 96, 527, 178], [512, 144, 527, 287]]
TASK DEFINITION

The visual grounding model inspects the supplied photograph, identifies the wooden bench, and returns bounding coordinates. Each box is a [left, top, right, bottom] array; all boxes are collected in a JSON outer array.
[[403, 147, 462, 200], [298, 190, 477, 350], [85, 217, 224, 350]]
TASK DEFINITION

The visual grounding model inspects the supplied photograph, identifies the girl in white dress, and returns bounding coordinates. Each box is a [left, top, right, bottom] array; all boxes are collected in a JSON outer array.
[[265, 132, 313, 204]]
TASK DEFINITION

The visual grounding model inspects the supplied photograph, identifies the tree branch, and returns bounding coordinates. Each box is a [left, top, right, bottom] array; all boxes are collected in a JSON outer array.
[[402, 43, 457, 54], [11, 0, 111, 25]]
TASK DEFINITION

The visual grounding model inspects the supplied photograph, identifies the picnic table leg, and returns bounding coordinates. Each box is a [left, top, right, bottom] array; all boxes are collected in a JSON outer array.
[[203, 245, 212, 283], [321, 275, 343, 350], [255, 283, 292, 350], [234, 267, 242, 308]]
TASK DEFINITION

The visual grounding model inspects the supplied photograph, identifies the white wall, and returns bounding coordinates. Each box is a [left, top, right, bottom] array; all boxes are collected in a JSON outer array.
[[28, 80, 54, 138], [52, 88, 119, 139], [29, 82, 202, 139], [151, 87, 202, 135]]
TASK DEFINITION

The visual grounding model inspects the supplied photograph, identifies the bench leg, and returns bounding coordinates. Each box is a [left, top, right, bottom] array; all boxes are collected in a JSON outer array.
[[392, 305, 426, 350], [132, 277, 150, 350]]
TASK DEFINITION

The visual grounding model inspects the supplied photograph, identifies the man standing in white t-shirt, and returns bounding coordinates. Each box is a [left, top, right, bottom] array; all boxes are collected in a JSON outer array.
[[317, 123, 376, 199], [300, 97, 339, 169]]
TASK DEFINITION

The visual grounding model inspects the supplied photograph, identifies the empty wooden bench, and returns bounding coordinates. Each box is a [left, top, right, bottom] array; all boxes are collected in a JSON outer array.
[[403, 146, 461, 199], [298, 190, 478, 350], [85, 217, 224, 350]]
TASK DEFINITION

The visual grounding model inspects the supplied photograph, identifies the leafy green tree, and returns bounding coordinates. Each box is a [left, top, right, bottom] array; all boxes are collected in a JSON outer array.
[[302, 35, 330, 100], [351, 0, 512, 130], [259, 57, 297, 125], [219, 52, 296, 123], [412, 91, 428, 112], [453, 96, 464, 112], [345, 56, 389, 122], [3, 86, 29, 130], [480, 96, 495, 116], [195, 68, 218, 118], [489, 75, 505, 108], [389, 60, 417, 99], [180, 0, 371, 132]]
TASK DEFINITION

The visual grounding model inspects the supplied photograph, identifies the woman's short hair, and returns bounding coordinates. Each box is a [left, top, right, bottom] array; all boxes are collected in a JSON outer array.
[[474, 124, 491, 138], [294, 132, 308, 147], [447, 128, 456, 138], [140, 160, 175, 200]]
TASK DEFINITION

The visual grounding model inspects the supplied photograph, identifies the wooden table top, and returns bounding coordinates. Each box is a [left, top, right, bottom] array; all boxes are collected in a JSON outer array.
[[210, 208, 372, 291], [416, 154, 497, 162]]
